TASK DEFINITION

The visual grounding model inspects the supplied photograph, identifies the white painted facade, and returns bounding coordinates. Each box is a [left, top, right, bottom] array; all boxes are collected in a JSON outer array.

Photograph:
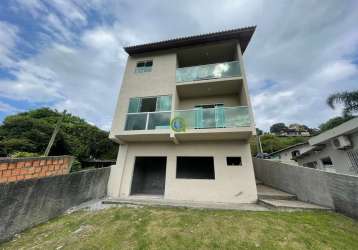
[[296, 118, 358, 175], [108, 29, 258, 203]]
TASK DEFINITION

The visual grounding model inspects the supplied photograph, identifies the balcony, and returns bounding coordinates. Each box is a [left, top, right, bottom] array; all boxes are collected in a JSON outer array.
[[117, 106, 253, 142], [174, 106, 252, 141], [125, 111, 171, 131], [176, 61, 241, 83], [175, 61, 243, 98], [174, 106, 250, 129]]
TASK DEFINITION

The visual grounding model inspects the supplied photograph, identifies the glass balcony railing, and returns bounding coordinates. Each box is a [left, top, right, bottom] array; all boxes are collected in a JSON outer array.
[[124, 106, 250, 131], [176, 61, 241, 83], [174, 106, 250, 129], [125, 111, 171, 131]]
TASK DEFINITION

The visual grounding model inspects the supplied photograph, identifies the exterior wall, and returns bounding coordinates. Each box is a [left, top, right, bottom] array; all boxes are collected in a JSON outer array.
[[108, 40, 257, 203], [177, 94, 240, 110], [0, 156, 73, 184], [110, 52, 177, 138], [108, 141, 257, 203], [0, 167, 110, 242], [273, 144, 311, 166], [253, 158, 358, 219], [297, 132, 358, 175]]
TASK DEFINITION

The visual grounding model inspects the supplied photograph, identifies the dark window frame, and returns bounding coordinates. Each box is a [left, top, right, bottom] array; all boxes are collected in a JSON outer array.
[[321, 157, 333, 166], [135, 60, 153, 73], [176, 156, 215, 180], [226, 157, 242, 166]]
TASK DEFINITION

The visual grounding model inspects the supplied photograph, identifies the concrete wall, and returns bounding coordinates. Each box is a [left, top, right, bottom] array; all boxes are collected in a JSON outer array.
[[253, 158, 358, 219], [0, 167, 110, 242], [177, 94, 241, 110], [0, 156, 73, 184], [108, 141, 257, 204], [110, 51, 177, 137]]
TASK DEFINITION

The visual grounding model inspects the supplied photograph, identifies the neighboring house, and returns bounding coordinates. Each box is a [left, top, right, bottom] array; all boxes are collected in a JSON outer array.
[[295, 117, 358, 175], [276, 129, 310, 137], [269, 142, 311, 165], [107, 27, 258, 204]]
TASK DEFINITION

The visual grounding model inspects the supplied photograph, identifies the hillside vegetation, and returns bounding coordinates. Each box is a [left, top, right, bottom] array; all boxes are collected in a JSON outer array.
[[0, 108, 117, 161], [250, 135, 308, 156]]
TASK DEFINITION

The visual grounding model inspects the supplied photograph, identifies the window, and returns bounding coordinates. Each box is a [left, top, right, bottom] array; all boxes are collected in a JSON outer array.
[[127, 96, 172, 113], [125, 95, 172, 131], [321, 157, 333, 166], [135, 60, 153, 73], [140, 97, 157, 112], [226, 157, 242, 166], [291, 150, 300, 158], [347, 150, 358, 174], [176, 157, 215, 179], [303, 161, 317, 169]]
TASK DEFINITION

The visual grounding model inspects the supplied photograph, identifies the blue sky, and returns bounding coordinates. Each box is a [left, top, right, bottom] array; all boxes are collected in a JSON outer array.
[[0, 0, 357, 131]]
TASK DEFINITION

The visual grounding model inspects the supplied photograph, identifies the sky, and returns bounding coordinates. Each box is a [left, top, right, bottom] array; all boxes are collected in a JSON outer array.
[[0, 0, 357, 131]]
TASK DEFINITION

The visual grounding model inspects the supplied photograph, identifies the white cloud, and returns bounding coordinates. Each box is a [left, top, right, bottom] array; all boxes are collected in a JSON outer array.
[[312, 60, 358, 85], [0, 21, 19, 67], [1, 0, 358, 131], [0, 101, 21, 113]]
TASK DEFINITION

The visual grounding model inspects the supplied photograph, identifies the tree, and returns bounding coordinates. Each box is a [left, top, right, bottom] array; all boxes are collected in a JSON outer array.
[[327, 90, 358, 116], [270, 123, 287, 134], [250, 134, 307, 156], [0, 108, 118, 160], [319, 116, 354, 132], [256, 128, 263, 136]]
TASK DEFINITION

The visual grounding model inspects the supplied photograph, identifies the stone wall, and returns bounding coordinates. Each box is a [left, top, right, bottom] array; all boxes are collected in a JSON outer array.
[[253, 158, 358, 219], [0, 156, 73, 184], [0, 167, 111, 242]]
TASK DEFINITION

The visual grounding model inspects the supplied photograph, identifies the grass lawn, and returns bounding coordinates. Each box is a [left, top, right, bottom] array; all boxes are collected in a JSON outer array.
[[1, 206, 358, 250]]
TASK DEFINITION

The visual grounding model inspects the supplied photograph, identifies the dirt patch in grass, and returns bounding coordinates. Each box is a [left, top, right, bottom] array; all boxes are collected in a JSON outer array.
[[1, 206, 358, 250]]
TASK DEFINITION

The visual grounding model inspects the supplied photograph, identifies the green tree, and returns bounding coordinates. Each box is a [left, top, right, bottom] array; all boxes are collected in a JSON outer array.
[[0, 108, 118, 161], [256, 128, 263, 136], [327, 90, 358, 116], [319, 116, 354, 132], [250, 134, 307, 156], [270, 123, 287, 134]]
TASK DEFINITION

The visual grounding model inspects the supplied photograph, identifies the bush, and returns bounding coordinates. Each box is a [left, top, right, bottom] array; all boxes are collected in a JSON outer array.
[[70, 159, 82, 172], [11, 151, 41, 158]]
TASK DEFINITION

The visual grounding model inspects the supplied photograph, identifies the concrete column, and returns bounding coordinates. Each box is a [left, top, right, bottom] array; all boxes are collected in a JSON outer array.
[[107, 144, 128, 197]]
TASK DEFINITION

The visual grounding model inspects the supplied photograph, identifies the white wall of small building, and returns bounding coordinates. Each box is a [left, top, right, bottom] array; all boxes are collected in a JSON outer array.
[[297, 132, 358, 175], [108, 141, 258, 203]]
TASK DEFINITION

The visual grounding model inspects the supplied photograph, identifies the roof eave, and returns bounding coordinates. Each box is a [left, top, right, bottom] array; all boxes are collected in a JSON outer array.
[[124, 26, 256, 56]]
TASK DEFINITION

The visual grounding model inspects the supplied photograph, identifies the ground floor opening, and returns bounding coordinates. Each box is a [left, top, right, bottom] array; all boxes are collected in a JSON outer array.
[[130, 156, 167, 195]]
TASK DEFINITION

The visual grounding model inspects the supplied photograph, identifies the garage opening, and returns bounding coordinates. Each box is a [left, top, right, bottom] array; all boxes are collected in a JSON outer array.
[[176, 157, 215, 179], [130, 157, 167, 195]]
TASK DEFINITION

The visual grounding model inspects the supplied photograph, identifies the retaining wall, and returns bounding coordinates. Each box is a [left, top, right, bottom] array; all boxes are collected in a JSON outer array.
[[0, 167, 111, 242], [253, 158, 358, 219]]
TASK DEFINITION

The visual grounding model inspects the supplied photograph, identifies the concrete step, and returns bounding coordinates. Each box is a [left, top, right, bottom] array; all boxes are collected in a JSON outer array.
[[103, 198, 269, 211], [258, 199, 331, 211], [255, 179, 263, 185], [256, 184, 297, 200]]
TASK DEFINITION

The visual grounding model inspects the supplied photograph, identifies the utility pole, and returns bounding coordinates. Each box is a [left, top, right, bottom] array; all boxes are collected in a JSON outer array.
[[256, 134, 263, 154], [43, 110, 67, 156]]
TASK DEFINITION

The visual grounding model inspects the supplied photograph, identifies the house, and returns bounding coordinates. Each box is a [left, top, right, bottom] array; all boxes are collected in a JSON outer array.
[[269, 142, 311, 165], [295, 117, 358, 175], [276, 126, 311, 137], [107, 27, 258, 204]]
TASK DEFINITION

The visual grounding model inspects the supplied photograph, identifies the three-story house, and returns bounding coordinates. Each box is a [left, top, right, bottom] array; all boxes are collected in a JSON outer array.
[[108, 27, 258, 204]]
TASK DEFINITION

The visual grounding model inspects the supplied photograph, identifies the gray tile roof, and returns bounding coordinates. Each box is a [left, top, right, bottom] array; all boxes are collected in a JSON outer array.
[[124, 26, 256, 55]]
